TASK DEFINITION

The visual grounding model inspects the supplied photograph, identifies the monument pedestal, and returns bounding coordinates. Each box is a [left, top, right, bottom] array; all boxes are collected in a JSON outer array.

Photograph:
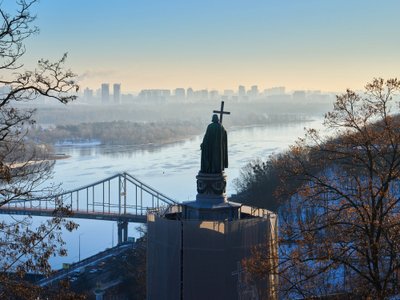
[[147, 107, 278, 299], [182, 171, 241, 221], [196, 172, 227, 203]]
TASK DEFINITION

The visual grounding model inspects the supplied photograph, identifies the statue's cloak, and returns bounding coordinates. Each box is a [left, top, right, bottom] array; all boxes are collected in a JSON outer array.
[[200, 122, 228, 173]]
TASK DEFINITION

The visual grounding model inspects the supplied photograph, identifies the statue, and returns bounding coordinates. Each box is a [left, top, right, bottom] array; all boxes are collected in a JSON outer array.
[[200, 114, 228, 173], [196, 101, 230, 199]]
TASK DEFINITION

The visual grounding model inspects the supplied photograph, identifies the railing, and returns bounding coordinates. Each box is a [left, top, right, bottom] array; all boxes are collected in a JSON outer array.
[[0, 172, 177, 222]]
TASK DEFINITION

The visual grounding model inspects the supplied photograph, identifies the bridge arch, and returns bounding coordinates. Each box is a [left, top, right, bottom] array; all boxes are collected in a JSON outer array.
[[0, 172, 177, 242]]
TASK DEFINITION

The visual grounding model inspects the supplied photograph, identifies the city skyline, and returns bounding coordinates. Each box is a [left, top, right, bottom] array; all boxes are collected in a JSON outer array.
[[4, 0, 400, 93], [78, 82, 331, 106], [82, 83, 317, 97]]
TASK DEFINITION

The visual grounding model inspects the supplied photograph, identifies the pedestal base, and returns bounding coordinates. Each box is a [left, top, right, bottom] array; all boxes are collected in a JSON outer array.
[[183, 200, 241, 221], [179, 171, 240, 221], [196, 171, 227, 203]]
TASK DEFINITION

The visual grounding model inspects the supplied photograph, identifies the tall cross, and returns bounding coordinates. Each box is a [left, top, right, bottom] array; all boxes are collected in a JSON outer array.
[[213, 101, 230, 123]]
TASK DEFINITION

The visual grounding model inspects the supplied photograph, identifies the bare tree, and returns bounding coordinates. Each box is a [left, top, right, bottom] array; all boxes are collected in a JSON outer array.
[[277, 78, 400, 299], [234, 158, 287, 211], [242, 78, 400, 299], [0, 1, 80, 297]]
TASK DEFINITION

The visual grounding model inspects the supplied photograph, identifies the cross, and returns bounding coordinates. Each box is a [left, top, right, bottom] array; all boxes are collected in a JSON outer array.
[[213, 101, 230, 123]]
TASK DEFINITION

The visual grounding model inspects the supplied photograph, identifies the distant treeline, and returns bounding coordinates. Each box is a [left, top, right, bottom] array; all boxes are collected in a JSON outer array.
[[29, 121, 202, 146], [29, 113, 313, 146]]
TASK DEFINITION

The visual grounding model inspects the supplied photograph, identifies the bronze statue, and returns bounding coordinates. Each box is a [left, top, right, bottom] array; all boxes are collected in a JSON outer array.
[[200, 114, 228, 173]]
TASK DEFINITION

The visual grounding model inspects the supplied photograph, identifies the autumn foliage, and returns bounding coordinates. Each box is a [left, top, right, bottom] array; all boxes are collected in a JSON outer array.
[[242, 78, 400, 299], [0, 1, 80, 298]]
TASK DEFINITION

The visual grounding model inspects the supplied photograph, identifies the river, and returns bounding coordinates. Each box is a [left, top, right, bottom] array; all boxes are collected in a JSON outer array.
[[45, 119, 323, 268]]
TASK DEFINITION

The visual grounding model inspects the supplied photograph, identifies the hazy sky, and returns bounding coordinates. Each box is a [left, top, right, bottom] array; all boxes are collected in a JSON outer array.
[[6, 0, 400, 92]]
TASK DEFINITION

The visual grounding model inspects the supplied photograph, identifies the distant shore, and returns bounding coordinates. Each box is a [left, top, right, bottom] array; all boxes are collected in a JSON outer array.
[[30, 117, 313, 147]]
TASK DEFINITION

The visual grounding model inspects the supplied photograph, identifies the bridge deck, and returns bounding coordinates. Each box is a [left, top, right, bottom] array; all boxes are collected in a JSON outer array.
[[0, 172, 175, 224], [0, 207, 147, 223]]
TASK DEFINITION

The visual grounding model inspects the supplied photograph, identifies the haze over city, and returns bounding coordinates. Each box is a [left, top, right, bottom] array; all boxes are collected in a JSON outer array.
[[4, 0, 400, 93], [2, 0, 400, 298]]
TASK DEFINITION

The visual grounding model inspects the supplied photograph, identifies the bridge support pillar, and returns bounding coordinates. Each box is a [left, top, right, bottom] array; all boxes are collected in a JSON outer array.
[[117, 221, 128, 244]]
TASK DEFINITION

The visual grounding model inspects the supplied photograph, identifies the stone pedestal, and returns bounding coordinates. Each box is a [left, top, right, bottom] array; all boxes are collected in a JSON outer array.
[[181, 171, 240, 221], [196, 171, 227, 203]]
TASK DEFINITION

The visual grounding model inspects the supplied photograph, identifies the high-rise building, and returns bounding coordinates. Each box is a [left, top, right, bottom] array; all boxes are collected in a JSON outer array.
[[224, 89, 234, 96], [83, 87, 93, 102], [174, 88, 185, 99], [138, 89, 171, 102], [113, 83, 121, 103], [264, 86, 286, 96], [238, 85, 246, 97], [293, 90, 306, 101], [250, 85, 259, 98], [186, 88, 194, 101], [209, 90, 219, 100], [199, 89, 208, 100], [101, 83, 110, 103]]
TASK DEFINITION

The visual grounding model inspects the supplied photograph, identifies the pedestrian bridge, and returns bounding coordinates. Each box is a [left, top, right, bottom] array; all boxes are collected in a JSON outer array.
[[0, 173, 177, 243]]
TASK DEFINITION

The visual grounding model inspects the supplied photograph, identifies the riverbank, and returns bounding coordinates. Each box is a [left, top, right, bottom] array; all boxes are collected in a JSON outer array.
[[29, 117, 313, 147], [29, 120, 201, 146]]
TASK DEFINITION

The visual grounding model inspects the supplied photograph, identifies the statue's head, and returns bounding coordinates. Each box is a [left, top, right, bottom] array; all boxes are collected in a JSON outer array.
[[212, 114, 219, 123]]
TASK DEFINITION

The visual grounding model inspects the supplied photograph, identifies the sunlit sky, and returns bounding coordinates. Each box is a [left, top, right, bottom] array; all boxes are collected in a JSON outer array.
[[5, 0, 400, 93]]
